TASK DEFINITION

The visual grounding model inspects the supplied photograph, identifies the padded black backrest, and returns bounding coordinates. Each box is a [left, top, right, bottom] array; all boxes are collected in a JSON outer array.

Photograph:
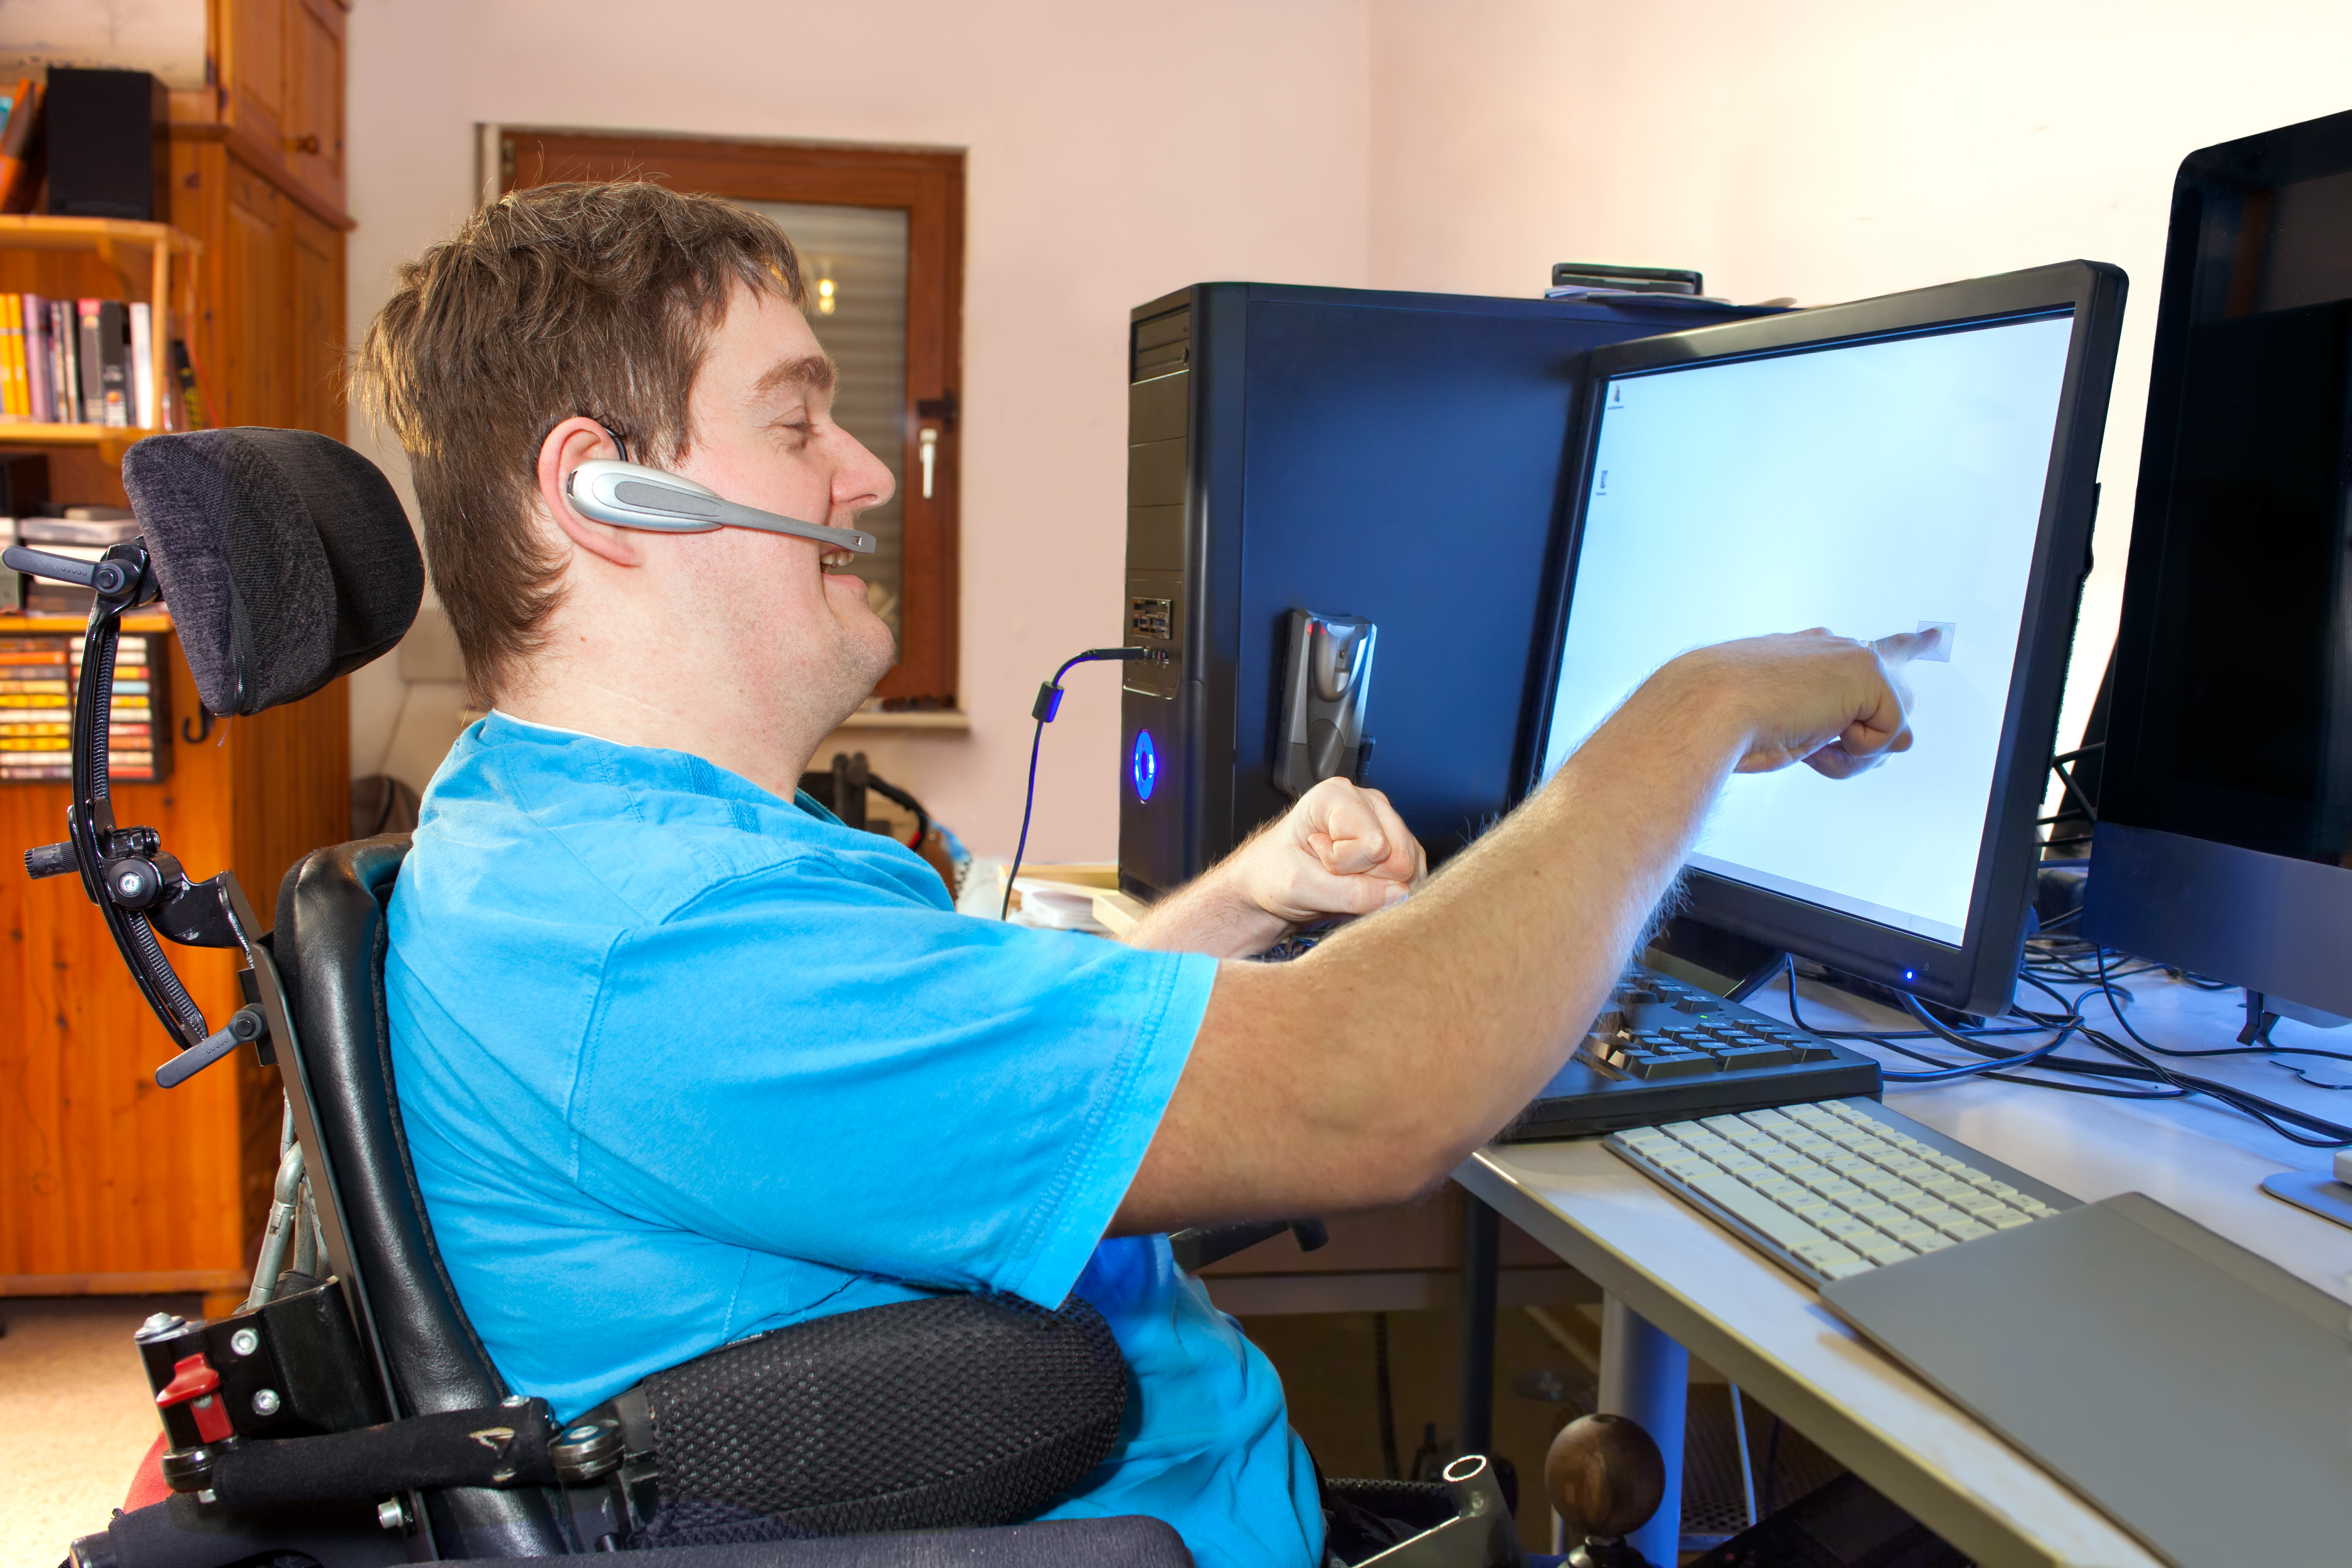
[[275, 835, 568, 1558]]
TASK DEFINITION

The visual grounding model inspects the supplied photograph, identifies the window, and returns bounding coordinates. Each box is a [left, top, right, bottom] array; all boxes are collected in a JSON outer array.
[[500, 130, 966, 707]]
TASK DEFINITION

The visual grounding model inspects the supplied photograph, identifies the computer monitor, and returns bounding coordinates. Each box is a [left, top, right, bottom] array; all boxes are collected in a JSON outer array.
[[2084, 108, 2352, 1023], [1520, 263, 2126, 1016]]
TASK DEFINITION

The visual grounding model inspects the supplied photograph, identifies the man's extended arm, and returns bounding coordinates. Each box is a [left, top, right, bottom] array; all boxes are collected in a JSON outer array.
[[1113, 629, 1926, 1232]]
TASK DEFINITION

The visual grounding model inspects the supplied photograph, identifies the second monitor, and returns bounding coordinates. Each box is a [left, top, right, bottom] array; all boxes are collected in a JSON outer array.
[[1523, 262, 2125, 1016]]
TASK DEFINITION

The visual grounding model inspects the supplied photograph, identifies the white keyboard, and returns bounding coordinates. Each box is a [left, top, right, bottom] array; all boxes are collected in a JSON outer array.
[[1604, 1099, 2073, 1285]]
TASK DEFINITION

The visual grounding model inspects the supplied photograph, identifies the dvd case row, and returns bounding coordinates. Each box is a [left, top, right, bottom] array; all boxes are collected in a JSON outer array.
[[0, 632, 172, 783]]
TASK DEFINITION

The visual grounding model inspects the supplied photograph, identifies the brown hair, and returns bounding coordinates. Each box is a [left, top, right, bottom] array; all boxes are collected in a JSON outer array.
[[355, 180, 805, 703]]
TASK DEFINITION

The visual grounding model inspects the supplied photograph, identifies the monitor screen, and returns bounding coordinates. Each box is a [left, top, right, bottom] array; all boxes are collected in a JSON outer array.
[[1537, 312, 2078, 948]]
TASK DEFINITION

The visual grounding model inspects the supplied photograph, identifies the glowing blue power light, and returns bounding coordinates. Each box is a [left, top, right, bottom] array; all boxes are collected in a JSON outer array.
[[1904, 969, 1918, 982], [1131, 729, 1158, 803]]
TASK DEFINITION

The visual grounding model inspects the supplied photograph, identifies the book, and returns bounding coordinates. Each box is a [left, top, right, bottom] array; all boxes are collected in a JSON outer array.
[[24, 294, 48, 422], [0, 80, 38, 216], [94, 301, 129, 428], [171, 338, 211, 429], [51, 302, 75, 425], [19, 516, 139, 545], [0, 294, 21, 419], [128, 302, 153, 429], [76, 299, 101, 423]]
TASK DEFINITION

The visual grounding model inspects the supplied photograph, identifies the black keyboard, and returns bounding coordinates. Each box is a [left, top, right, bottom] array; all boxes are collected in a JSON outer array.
[[1500, 962, 1882, 1141]]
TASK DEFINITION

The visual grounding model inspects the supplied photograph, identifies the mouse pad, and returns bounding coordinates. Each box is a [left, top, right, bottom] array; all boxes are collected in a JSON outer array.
[[1820, 1192, 2352, 1567]]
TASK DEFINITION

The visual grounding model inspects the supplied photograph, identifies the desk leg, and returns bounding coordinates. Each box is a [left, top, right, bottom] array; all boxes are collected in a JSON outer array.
[[1458, 1191, 1500, 1458], [1599, 1294, 1686, 1568]]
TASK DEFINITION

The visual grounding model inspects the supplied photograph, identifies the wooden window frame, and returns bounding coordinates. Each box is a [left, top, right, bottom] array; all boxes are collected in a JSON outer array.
[[501, 129, 965, 707]]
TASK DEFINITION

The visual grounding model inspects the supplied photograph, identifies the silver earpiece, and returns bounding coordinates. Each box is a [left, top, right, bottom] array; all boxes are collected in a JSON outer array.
[[564, 459, 875, 554]]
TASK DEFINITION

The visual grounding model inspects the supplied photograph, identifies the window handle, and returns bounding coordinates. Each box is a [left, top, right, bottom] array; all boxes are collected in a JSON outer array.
[[918, 427, 939, 500]]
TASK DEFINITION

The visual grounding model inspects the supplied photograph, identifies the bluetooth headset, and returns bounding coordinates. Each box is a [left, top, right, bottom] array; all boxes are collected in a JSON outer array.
[[562, 425, 876, 555]]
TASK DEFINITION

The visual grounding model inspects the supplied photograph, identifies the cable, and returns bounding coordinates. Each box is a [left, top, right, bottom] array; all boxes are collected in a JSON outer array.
[[1001, 648, 1149, 921]]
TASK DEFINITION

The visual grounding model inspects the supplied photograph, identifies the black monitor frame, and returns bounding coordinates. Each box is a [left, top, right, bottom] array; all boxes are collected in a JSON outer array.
[[2083, 107, 2352, 1019], [1517, 262, 2127, 1016]]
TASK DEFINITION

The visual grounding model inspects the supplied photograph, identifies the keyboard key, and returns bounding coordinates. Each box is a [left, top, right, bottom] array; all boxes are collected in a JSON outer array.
[[1620, 1128, 1677, 1154], [1786, 1196, 1840, 1222], [1794, 1242, 1871, 1280], [1655, 1154, 1715, 1181], [1860, 1172, 1915, 1198], [1982, 1205, 2034, 1229], [1728, 1045, 1808, 1069], [1788, 1105, 1841, 1128], [1881, 1218, 1937, 1245], [1719, 1157, 1775, 1181], [1912, 1204, 1970, 1230], [1687, 1173, 1839, 1251], [1785, 1132, 1838, 1154], [1815, 1213, 1872, 1241], [1920, 1176, 1979, 1201], [1627, 1054, 1720, 1079], [1909, 1230, 1957, 1252], [1856, 1238, 1913, 1265], [1950, 1191, 2009, 1219], [1814, 1179, 1869, 1205], [2018, 1198, 2058, 1218], [1741, 1108, 1797, 1131], [1751, 1177, 1808, 1203], [1939, 1217, 1994, 1242], [1846, 1201, 1904, 1227]]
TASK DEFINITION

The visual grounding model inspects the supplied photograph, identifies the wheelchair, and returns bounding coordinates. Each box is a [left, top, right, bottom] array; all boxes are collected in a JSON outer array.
[[12, 428, 1525, 1568]]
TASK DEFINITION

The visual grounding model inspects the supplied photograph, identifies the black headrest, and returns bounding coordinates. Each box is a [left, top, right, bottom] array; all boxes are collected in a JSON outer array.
[[120, 429, 424, 717]]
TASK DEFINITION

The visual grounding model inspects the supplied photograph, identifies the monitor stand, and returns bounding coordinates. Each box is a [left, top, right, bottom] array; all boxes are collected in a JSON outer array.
[[2260, 1170, 2352, 1233]]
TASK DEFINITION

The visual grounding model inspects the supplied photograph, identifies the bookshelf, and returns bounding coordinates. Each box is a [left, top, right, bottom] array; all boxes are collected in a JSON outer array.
[[0, 20, 350, 1314], [0, 217, 201, 448]]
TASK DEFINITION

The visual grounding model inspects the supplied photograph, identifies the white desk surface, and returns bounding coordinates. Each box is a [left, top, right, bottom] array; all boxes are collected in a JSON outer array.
[[1457, 967, 2352, 1568]]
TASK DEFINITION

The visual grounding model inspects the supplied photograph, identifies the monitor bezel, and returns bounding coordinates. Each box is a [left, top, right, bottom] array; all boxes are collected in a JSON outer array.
[[1515, 262, 2127, 1015]]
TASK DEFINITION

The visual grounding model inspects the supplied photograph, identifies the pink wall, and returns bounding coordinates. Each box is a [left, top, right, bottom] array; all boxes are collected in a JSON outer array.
[[351, 0, 2352, 864], [345, 0, 1371, 861], [1367, 0, 2352, 771]]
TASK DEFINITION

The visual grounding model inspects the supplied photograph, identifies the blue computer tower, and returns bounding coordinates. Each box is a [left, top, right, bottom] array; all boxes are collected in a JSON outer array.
[[1117, 282, 1766, 899]]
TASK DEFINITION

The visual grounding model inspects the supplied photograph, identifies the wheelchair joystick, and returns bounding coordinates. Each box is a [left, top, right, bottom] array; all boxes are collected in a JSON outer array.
[[1546, 1412, 1666, 1568]]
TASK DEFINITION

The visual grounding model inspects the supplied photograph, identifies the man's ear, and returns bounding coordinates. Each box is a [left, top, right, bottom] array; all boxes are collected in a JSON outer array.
[[536, 416, 642, 568]]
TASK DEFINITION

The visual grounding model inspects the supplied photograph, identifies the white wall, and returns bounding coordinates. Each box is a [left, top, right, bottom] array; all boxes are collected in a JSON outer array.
[[344, 0, 1372, 859], [1368, 0, 2352, 765]]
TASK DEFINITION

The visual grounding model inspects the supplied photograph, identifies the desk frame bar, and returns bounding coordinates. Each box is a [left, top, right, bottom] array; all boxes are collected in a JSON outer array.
[[1600, 1295, 1689, 1566]]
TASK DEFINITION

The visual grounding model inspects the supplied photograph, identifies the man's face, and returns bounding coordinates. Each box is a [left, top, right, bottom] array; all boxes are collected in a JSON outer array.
[[671, 281, 898, 712]]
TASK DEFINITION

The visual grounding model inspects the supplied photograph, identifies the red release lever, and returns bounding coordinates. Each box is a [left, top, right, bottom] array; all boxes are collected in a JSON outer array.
[[156, 1352, 233, 1444]]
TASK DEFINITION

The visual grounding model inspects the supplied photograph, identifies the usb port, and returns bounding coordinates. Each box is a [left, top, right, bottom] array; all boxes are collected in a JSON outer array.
[[1129, 597, 1173, 640]]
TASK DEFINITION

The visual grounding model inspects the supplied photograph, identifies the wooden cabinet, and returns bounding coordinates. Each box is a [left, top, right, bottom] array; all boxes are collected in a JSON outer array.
[[0, 6, 351, 1313], [221, 0, 347, 217]]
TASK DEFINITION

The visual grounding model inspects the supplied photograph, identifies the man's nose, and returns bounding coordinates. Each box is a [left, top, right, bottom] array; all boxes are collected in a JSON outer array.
[[837, 433, 895, 513]]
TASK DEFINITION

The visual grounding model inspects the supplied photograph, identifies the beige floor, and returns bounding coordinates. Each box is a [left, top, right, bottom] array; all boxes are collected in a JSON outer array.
[[0, 1295, 195, 1568]]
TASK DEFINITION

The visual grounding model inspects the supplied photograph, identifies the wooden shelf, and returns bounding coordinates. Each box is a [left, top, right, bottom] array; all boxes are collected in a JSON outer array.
[[0, 610, 174, 635], [836, 707, 971, 732], [0, 423, 157, 457], [0, 216, 199, 253]]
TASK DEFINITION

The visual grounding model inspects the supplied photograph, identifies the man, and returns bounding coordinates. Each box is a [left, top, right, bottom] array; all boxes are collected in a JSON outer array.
[[360, 182, 1923, 1568]]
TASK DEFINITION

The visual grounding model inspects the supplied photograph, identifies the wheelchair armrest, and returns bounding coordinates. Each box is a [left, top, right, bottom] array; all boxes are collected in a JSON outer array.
[[1168, 1219, 1329, 1273]]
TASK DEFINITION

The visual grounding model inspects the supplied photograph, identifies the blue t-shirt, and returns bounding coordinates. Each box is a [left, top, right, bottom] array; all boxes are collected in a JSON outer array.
[[385, 713, 1323, 1568]]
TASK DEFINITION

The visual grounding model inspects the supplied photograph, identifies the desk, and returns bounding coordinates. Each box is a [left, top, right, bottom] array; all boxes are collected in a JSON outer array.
[[1455, 967, 2352, 1567]]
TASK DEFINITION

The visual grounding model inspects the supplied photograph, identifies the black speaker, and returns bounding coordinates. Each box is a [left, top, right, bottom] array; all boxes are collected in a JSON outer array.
[[44, 69, 171, 222]]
